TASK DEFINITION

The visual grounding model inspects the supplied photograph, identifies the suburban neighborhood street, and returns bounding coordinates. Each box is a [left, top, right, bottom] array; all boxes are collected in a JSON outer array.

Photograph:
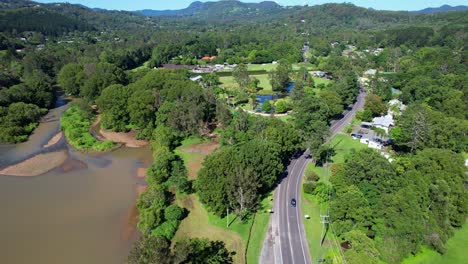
[[260, 86, 366, 264]]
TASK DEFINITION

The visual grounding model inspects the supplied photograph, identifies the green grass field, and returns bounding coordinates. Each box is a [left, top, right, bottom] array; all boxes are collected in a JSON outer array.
[[245, 63, 316, 72], [402, 223, 468, 264], [174, 137, 272, 264], [301, 189, 343, 263], [220, 74, 273, 92], [131, 60, 150, 72]]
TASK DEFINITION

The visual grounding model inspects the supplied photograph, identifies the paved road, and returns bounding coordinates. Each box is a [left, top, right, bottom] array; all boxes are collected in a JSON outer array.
[[260, 87, 366, 264]]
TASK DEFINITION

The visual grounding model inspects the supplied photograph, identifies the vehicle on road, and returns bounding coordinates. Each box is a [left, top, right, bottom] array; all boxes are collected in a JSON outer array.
[[291, 198, 296, 207]]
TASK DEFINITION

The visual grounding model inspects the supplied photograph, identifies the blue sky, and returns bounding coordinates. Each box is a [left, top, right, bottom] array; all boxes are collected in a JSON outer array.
[[35, 0, 468, 11]]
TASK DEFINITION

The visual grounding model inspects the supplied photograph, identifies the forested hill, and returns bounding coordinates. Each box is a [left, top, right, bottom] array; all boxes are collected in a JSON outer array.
[[0, 0, 148, 34], [137, 0, 282, 17], [415, 4, 468, 14], [0, 7, 94, 35]]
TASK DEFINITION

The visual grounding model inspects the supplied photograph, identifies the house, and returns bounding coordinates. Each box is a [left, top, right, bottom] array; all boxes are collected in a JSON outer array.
[[372, 114, 394, 134], [388, 99, 406, 115]]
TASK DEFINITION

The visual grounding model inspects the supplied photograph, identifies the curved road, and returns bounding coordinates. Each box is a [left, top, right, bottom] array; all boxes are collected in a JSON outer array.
[[260, 87, 366, 264]]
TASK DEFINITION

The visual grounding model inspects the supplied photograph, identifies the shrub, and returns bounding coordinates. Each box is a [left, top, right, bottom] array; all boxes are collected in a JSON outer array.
[[303, 181, 317, 194], [151, 220, 180, 240], [305, 170, 320, 182], [164, 205, 186, 221]]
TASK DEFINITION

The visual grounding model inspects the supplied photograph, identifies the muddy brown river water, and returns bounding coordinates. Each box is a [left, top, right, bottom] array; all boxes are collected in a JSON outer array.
[[0, 97, 151, 264]]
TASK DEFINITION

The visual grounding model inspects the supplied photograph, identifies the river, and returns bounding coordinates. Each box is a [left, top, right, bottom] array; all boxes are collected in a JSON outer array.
[[0, 97, 151, 264]]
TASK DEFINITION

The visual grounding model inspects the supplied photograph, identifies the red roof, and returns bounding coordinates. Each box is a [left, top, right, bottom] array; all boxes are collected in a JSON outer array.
[[202, 56, 217, 61]]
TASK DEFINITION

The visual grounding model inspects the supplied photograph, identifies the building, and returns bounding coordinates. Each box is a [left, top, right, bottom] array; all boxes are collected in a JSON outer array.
[[372, 114, 394, 134], [388, 99, 406, 115]]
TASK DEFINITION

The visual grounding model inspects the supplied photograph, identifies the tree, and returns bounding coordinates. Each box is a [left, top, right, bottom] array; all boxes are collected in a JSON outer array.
[[319, 90, 344, 118], [127, 88, 156, 129], [275, 99, 289, 114], [342, 230, 380, 264], [97, 84, 133, 131], [269, 59, 292, 92], [261, 100, 272, 113], [173, 238, 234, 264], [364, 94, 387, 117], [136, 185, 169, 234], [232, 63, 250, 89], [80, 62, 127, 100], [57, 63, 84, 96], [390, 104, 431, 153], [127, 235, 171, 264]]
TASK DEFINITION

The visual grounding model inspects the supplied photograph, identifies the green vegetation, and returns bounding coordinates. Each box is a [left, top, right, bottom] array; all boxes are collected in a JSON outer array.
[[402, 224, 468, 264], [2, 1, 467, 263], [60, 104, 116, 151]]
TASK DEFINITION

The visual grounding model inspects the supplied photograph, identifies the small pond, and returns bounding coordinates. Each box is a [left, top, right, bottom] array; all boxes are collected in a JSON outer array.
[[255, 82, 294, 112]]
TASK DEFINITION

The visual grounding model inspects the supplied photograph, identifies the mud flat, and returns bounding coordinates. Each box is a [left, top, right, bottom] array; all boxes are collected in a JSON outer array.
[[0, 150, 68, 176], [43, 132, 63, 148], [99, 129, 149, 148]]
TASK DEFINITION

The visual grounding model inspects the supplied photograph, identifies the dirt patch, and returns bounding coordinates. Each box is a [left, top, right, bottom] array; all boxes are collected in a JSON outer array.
[[179, 140, 219, 155], [91, 114, 148, 148], [43, 132, 63, 148], [179, 140, 220, 180], [0, 150, 68, 176], [99, 129, 149, 148]]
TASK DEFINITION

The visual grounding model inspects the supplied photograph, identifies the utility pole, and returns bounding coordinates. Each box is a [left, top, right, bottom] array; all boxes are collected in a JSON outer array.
[[226, 208, 229, 228], [320, 213, 329, 246]]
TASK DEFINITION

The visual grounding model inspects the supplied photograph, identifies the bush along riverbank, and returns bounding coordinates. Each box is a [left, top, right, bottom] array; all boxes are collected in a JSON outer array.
[[60, 102, 116, 152]]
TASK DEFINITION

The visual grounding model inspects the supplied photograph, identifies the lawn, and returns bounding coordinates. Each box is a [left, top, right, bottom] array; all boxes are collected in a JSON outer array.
[[174, 137, 272, 264], [130, 60, 150, 72], [301, 188, 342, 263], [245, 63, 316, 72], [327, 133, 367, 164], [220, 74, 273, 92], [402, 223, 468, 264]]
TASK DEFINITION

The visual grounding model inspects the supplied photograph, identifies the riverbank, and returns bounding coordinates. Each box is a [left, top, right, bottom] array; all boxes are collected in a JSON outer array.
[[0, 150, 68, 176], [90, 115, 149, 148], [61, 105, 117, 152]]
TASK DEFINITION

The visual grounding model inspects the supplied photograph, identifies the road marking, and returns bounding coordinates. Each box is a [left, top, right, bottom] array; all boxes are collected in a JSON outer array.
[[295, 157, 310, 264], [285, 158, 301, 262]]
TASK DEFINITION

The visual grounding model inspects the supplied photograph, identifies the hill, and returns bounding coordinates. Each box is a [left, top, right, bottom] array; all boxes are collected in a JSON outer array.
[[415, 4, 468, 14], [136, 0, 283, 18]]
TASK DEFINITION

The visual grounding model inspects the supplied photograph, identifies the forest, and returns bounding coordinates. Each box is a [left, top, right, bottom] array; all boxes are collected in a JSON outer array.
[[0, 0, 466, 263]]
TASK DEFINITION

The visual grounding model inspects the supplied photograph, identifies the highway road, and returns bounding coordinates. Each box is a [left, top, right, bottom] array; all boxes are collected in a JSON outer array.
[[260, 87, 366, 264]]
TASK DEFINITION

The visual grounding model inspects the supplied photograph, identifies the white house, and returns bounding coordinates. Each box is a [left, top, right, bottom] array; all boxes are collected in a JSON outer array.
[[372, 114, 394, 134], [388, 99, 406, 116]]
